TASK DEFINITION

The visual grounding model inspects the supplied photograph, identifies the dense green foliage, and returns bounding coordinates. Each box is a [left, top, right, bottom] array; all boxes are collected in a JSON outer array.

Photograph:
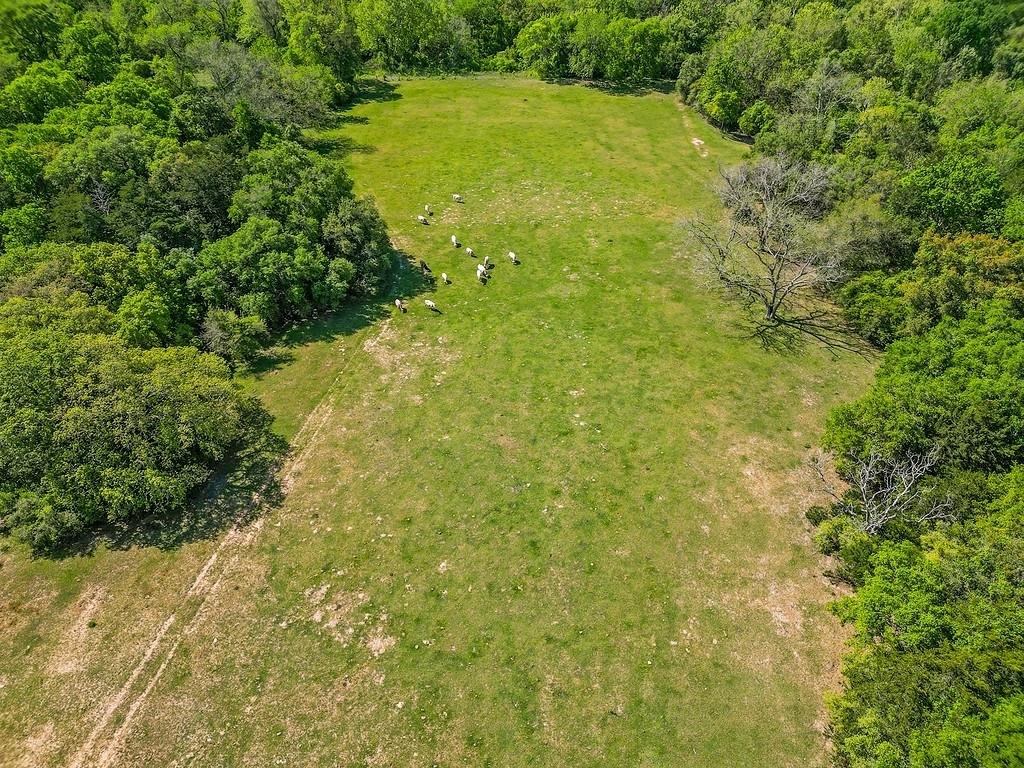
[[0, 0, 390, 550]]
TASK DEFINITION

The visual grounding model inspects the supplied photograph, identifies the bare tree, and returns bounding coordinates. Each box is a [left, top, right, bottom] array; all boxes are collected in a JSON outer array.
[[90, 180, 113, 216], [797, 58, 860, 121], [690, 155, 861, 352], [811, 449, 954, 534], [187, 39, 329, 128]]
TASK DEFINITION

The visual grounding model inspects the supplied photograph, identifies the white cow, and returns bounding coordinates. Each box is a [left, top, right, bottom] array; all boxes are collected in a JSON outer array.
[[424, 204, 433, 216], [395, 299, 406, 313], [441, 272, 450, 284], [417, 215, 428, 224], [451, 235, 459, 248], [465, 247, 474, 257], [425, 299, 440, 312], [508, 251, 518, 264], [452, 193, 464, 203]]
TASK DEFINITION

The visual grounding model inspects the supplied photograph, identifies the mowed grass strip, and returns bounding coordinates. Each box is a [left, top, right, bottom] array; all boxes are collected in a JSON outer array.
[[0, 77, 873, 767]]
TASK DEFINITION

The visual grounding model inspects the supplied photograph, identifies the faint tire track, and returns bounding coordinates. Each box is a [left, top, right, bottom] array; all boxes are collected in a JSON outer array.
[[67, 318, 392, 768]]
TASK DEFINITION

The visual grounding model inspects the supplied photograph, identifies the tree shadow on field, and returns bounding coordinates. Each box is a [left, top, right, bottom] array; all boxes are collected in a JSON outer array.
[[336, 113, 369, 125], [350, 78, 402, 106], [303, 78, 400, 159], [49, 413, 289, 558], [303, 133, 377, 160], [250, 250, 433, 373], [547, 78, 675, 97], [49, 252, 433, 559], [718, 311, 875, 361], [103, 414, 290, 554]]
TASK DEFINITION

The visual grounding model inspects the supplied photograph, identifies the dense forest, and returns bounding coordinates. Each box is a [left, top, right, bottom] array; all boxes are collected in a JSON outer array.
[[1, 0, 1023, 766]]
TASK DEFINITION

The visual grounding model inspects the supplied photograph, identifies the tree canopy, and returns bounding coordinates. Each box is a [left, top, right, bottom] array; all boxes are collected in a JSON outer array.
[[0, 0, 390, 552]]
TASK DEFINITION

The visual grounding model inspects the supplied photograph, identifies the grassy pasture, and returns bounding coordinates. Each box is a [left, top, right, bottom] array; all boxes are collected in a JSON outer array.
[[0, 76, 872, 767]]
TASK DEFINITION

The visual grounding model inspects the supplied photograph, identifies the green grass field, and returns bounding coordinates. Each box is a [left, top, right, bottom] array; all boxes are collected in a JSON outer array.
[[0, 77, 873, 768]]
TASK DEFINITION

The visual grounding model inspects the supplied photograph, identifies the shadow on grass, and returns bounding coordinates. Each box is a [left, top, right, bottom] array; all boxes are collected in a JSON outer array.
[[546, 78, 676, 97], [45, 412, 289, 558], [724, 314, 876, 361], [336, 113, 369, 125], [304, 133, 377, 160], [350, 78, 402, 106], [46, 252, 432, 559], [303, 79, 400, 159], [102, 412, 289, 554], [251, 250, 433, 374]]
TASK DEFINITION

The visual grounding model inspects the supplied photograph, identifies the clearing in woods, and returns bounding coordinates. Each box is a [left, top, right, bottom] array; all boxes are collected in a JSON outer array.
[[0, 77, 873, 767]]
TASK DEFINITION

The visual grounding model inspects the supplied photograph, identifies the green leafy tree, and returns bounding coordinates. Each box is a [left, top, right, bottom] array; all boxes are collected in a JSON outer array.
[[825, 301, 1024, 475], [0, 0, 71, 62], [601, 17, 667, 82], [193, 216, 323, 326], [513, 13, 574, 78], [59, 15, 119, 83], [738, 99, 775, 136], [321, 196, 390, 296], [1005, 197, 1024, 243], [0, 60, 81, 124], [145, 136, 243, 248], [0, 322, 257, 551], [0, 200, 46, 248], [927, 0, 1012, 72], [199, 307, 267, 371], [229, 136, 352, 238], [353, 0, 439, 70], [895, 153, 1007, 234], [115, 286, 173, 347], [0, 142, 43, 207]]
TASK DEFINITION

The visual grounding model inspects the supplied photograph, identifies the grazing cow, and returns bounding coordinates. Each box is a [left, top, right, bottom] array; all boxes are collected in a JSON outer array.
[[483, 255, 491, 269], [465, 247, 474, 257], [419, 259, 432, 275], [395, 299, 406, 313], [441, 272, 450, 284], [508, 251, 518, 264], [476, 264, 487, 282], [451, 235, 459, 248], [425, 299, 440, 312], [417, 215, 428, 224], [424, 204, 433, 216], [452, 194, 464, 203]]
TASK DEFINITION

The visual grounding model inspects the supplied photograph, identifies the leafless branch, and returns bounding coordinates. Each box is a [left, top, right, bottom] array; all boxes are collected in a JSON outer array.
[[810, 449, 955, 534], [90, 180, 113, 215], [690, 154, 866, 356]]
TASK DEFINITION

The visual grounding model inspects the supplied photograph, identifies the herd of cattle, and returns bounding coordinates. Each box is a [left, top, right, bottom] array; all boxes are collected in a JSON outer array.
[[394, 193, 520, 315]]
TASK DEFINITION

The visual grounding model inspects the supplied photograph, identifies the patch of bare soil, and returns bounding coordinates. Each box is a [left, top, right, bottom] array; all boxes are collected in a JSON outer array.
[[538, 674, 569, 752], [362, 323, 459, 389], [717, 434, 851, 745], [305, 583, 370, 646], [1, 588, 58, 637], [18, 722, 56, 767], [727, 436, 829, 520], [365, 632, 397, 658], [47, 586, 107, 676]]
